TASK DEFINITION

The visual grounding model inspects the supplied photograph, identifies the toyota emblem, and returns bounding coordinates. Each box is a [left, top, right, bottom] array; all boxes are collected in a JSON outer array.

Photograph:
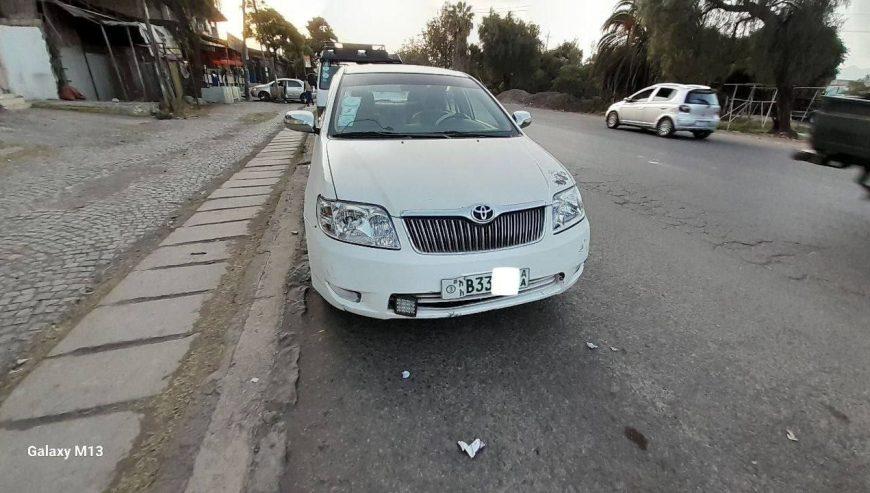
[[471, 204, 494, 223]]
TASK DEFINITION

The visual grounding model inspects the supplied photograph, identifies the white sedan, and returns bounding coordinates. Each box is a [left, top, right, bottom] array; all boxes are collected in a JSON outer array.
[[249, 78, 306, 102], [284, 64, 590, 319]]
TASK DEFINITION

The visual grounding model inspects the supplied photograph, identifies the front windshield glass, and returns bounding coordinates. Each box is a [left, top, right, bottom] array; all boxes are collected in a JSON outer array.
[[328, 73, 519, 139]]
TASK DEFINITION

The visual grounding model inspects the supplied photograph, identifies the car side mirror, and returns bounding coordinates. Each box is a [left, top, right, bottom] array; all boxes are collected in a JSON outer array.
[[512, 110, 532, 129], [624, 97, 634, 103], [284, 110, 317, 133]]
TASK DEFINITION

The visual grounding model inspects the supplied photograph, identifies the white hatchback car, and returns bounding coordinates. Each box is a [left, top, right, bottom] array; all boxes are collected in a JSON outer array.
[[284, 64, 590, 319], [606, 83, 721, 139]]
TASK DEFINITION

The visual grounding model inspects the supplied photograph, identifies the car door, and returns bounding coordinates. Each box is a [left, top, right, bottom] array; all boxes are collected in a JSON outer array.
[[643, 87, 676, 124], [285, 80, 304, 100], [621, 87, 655, 122]]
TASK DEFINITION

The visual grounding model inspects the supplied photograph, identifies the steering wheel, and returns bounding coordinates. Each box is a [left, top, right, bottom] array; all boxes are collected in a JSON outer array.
[[434, 112, 471, 127], [410, 110, 449, 125]]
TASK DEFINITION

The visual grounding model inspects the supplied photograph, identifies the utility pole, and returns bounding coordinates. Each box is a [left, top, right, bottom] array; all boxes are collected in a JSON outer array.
[[141, 0, 173, 112], [241, 0, 250, 100]]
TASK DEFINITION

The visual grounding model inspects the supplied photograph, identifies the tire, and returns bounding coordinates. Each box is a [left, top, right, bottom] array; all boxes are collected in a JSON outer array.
[[656, 117, 675, 138], [692, 131, 712, 140], [606, 111, 620, 129], [258, 91, 271, 101]]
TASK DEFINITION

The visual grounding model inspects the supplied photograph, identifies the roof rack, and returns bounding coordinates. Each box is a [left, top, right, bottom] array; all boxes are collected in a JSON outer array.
[[317, 42, 402, 64]]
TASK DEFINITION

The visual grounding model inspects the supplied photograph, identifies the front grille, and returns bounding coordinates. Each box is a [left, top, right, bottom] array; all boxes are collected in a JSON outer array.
[[403, 206, 545, 253]]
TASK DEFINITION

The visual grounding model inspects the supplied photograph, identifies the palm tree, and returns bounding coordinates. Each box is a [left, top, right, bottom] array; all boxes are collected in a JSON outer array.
[[446, 2, 474, 72], [594, 0, 658, 99]]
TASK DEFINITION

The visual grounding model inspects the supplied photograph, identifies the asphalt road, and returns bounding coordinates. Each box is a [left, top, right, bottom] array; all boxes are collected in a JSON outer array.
[[275, 108, 870, 491]]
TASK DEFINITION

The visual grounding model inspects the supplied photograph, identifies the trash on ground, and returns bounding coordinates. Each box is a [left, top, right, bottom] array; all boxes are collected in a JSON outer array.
[[291, 230, 299, 235], [14, 358, 28, 367], [786, 429, 798, 442], [250, 377, 260, 383], [624, 426, 648, 450], [586, 342, 598, 350], [610, 346, 619, 352], [457, 438, 485, 458], [401, 370, 410, 379]]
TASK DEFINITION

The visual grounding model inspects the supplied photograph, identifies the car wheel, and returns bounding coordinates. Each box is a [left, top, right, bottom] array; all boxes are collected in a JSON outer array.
[[606, 111, 620, 129], [258, 91, 271, 101], [656, 117, 674, 138], [692, 130, 712, 140]]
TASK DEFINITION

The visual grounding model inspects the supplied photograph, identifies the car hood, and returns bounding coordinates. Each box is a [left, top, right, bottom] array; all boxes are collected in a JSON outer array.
[[325, 137, 572, 215]]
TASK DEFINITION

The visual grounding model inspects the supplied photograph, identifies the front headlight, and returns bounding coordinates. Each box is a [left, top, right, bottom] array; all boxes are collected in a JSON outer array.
[[317, 196, 401, 250], [552, 186, 585, 233]]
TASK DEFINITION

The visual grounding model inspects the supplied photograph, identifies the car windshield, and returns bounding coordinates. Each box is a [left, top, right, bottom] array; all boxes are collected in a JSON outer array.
[[328, 73, 519, 139], [319, 61, 343, 90], [686, 90, 719, 106]]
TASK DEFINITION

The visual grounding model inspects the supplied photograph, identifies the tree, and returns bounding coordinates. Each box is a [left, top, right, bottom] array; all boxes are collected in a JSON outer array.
[[444, 2, 474, 71], [702, 0, 847, 135], [593, 0, 658, 99], [478, 11, 542, 91], [397, 2, 474, 69], [397, 37, 432, 66], [306, 16, 337, 49], [245, 7, 305, 77], [639, 0, 743, 84]]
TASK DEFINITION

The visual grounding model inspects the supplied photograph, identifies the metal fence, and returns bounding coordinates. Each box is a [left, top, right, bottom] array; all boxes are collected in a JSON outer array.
[[719, 83, 827, 129]]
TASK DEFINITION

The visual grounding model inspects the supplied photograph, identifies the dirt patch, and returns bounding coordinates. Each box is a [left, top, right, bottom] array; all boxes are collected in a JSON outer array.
[[497, 89, 605, 113], [0, 141, 56, 163], [239, 111, 283, 124]]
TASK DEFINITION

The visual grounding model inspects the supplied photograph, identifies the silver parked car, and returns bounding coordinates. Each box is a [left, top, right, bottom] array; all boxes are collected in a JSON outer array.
[[249, 78, 306, 102], [605, 83, 721, 139]]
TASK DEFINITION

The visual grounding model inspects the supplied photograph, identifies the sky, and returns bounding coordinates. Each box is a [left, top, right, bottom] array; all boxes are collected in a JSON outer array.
[[218, 0, 870, 79]]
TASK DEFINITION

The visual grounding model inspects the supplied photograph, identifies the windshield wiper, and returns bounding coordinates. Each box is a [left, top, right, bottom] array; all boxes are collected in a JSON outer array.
[[334, 131, 450, 139], [334, 131, 407, 139], [437, 131, 512, 138]]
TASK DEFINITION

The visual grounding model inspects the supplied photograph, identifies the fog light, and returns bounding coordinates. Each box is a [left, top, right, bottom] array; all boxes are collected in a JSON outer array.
[[393, 295, 417, 317], [330, 284, 361, 303]]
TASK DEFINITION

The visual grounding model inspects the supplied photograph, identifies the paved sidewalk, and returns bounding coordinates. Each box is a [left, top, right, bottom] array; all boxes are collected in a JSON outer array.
[[0, 130, 304, 493], [0, 103, 292, 373]]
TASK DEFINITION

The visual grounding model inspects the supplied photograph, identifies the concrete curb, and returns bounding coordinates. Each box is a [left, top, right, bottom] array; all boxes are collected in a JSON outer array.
[[183, 144, 309, 493]]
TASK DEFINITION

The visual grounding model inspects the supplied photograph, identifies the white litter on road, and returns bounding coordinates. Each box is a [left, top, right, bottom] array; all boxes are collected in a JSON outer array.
[[457, 438, 485, 458], [250, 377, 260, 383], [786, 429, 798, 442], [610, 346, 619, 352], [586, 342, 598, 350], [401, 370, 410, 379]]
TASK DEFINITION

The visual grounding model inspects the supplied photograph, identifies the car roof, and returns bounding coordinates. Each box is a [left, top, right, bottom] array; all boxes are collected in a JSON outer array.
[[652, 82, 712, 90], [341, 64, 469, 78]]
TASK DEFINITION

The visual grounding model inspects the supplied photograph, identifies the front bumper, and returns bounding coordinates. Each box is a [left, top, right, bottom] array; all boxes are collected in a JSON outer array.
[[307, 218, 590, 319]]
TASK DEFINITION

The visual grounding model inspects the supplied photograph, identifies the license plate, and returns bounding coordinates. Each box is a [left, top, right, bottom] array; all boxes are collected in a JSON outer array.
[[440, 268, 530, 300]]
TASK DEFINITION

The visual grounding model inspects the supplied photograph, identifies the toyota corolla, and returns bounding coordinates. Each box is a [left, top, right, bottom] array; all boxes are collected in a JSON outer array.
[[283, 64, 590, 319]]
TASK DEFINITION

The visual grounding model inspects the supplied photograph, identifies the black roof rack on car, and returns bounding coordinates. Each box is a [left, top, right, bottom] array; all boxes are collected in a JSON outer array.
[[317, 42, 402, 64]]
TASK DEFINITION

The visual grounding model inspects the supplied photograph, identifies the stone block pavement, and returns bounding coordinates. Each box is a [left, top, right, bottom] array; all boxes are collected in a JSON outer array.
[[0, 103, 294, 373], [0, 130, 304, 492]]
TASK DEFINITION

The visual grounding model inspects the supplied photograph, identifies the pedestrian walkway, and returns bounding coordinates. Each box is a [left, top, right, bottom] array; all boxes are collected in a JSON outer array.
[[0, 130, 304, 493], [0, 102, 290, 374]]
